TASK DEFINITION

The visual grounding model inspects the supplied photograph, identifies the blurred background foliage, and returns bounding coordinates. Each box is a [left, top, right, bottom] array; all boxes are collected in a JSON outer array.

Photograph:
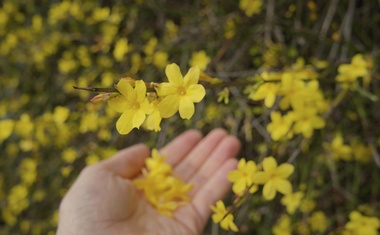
[[0, 0, 379, 234]]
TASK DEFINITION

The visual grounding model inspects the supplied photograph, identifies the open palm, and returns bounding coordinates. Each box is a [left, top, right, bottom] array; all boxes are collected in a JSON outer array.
[[57, 129, 240, 235]]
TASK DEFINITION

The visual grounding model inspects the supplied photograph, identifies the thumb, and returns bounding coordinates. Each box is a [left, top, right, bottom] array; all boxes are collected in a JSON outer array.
[[101, 175, 140, 220]]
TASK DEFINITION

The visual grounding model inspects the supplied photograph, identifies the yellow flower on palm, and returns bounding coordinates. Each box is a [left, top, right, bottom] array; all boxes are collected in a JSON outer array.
[[157, 63, 205, 119], [108, 80, 149, 135], [253, 157, 294, 200], [210, 200, 239, 232]]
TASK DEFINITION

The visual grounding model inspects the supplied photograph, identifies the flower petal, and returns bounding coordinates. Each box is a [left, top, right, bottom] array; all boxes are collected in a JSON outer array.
[[117, 79, 135, 101], [179, 96, 195, 119], [157, 82, 177, 97], [184, 66, 200, 87], [132, 109, 146, 128], [135, 80, 147, 103], [108, 95, 131, 113], [186, 84, 206, 102], [227, 170, 242, 182], [252, 172, 268, 184], [275, 178, 293, 195], [277, 164, 295, 178], [262, 157, 277, 171], [116, 112, 134, 135], [165, 63, 183, 86], [262, 181, 276, 200], [158, 95, 179, 118]]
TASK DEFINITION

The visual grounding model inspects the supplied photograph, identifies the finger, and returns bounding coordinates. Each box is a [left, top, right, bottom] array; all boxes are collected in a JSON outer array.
[[188, 135, 240, 197], [160, 129, 203, 166], [174, 128, 228, 181], [192, 158, 238, 227], [99, 143, 150, 179]]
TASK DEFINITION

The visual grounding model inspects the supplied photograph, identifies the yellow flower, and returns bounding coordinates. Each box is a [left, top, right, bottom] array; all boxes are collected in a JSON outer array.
[[249, 82, 279, 108], [272, 215, 292, 235], [344, 211, 380, 235], [337, 54, 369, 83], [281, 191, 304, 214], [113, 38, 129, 61], [157, 63, 205, 119], [189, 50, 211, 70], [145, 149, 172, 175], [309, 211, 328, 233], [267, 111, 294, 141], [253, 157, 294, 200], [0, 119, 14, 142], [108, 80, 149, 135], [152, 51, 169, 69], [239, 0, 263, 17], [278, 72, 306, 110], [134, 149, 192, 217], [210, 200, 239, 232], [299, 198, 316, 213], [329, 135, 352, 161], [292, 106, 325, 138], [228, 159, 259, 195]]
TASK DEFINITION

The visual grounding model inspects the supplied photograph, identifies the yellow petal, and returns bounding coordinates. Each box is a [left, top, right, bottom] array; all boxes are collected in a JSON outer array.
[[275, 178, 293, 195], [229, 219, 239, 232], [237, 158, 247, 169], [252, 172, 268, 184], [165, 63, 183, 86], [135, 80, 147, 103], [179, 96, 195, 119], [183, 66, 200, 87], [228, 170, 242, 182], [277, 164, 294, 178], [263, 181, 276, 200], [116, 112, 134, 135], [107, 95, 131, 113], [132, 109, 146, 128], [116, 79, 134, 100], [186, 84, 206, 102], [264, 93, 276, 108], [270, 111, 281, 122], [263, 157, 277, 171], [0, 119, 14, 142], [158, 95, 179, 118], [157, 82, 177, 97]]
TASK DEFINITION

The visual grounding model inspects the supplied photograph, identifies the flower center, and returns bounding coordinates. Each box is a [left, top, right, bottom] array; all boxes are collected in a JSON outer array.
[[177, 86, 186, 96], [132, 102, 140, 109]]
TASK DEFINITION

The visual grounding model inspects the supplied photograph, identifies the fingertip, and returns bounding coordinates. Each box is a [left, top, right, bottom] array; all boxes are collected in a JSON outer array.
[[207, 128, 228, 137], [101, 143, 151, 178]]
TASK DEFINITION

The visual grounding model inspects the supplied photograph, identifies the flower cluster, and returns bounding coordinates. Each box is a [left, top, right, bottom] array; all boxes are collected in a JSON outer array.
[[133, 149, 192, 217], [246, 58, 328, 140], [343, 211, 380, 235], [211, 156, 295, 231], [107, 63, 206, 135], [336, 54, 372, 87]]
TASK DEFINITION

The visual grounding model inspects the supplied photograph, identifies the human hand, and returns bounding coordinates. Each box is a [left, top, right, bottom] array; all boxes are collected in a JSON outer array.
[[56, 129, 240, 235]]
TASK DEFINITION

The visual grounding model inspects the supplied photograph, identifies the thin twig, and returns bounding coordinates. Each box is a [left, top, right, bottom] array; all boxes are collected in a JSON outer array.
[[73, 86, 118, 93]]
